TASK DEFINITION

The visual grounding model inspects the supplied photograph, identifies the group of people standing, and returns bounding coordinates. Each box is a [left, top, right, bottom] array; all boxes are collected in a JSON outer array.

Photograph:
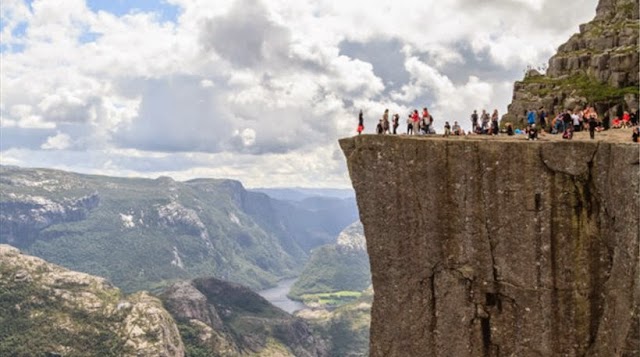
[[358, 108, 439, 136], [470, 109, 501, 135]]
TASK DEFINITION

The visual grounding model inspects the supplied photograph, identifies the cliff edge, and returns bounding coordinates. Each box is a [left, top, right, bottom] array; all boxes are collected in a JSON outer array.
[[340, 135, 639, 356]]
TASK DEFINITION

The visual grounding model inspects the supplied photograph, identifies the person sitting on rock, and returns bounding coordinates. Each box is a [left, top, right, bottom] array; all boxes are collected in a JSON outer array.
[[452, 121, 462, 135], [632, 126, 639, 142], [506, 123, 514, 136], [562, 126, 573, 140], [443, 121, 451, 137], [612, 116, 622, 129], [528, 124, 538, 140], [376, 119, 383, 134], [622, 111, 631, 128]]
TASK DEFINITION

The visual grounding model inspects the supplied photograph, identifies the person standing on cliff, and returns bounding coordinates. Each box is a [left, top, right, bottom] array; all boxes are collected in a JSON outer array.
[[422, 108, 430, 134], [411, 110, 420, 135], [407, 114, 414, 135], [392, 113, 399, 134], [357, 110, 364, 135], [588, 114, 597, 140], [539, 107, 547, 131], [471, 110, 479, 132], [491, 109, 499, 135], [527, 109, 536, 128]]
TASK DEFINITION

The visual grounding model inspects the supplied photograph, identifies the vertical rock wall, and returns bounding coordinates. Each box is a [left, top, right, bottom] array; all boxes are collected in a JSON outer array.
[[340, 135, 639, 356]]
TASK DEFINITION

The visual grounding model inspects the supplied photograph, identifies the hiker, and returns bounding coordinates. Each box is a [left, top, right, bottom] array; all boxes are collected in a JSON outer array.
[[452, 121, 462, 135], [392, 114, 399, 134], [444, 121, 451, 137], [562, 109, 573, 132], [527, 109, 536, 128], [407, 115, 414, 135], [383, 109, 390, 134], [588, 114, 597, 139], [622, 111, 631, 128], [490, 109, 499, 135], [506, 123, 514, 136], [528, 124, 538, 140], [539, 107, 547, 131], [633, 126, 639, 142], [357, 110, 364, 135], [481, 110, 490, 133], [422, 108, 430, 134], [471, 110, 479, 132], [572, 110, 581, 132], [411, 110, 420, 135], [631, 109, 638, 126], [376, 119, 384, 134], [562, 126, 573, 140]]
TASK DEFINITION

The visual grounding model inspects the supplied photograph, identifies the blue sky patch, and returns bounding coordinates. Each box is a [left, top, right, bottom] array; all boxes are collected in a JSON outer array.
[[86, 0, 180, 23]]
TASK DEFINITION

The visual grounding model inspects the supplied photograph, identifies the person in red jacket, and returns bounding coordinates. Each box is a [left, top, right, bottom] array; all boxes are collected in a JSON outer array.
[[411, 110, 420, 135]]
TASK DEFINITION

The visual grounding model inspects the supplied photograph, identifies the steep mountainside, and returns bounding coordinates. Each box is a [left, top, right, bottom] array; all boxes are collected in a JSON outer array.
[[290, 221, 371, 300], [0, 166, 356, 292], [341, 135, 639, 356], [161, 277, 328, 357], [502, 0, 639, 126], [297, 288, 372, 357], [0, 244, 184, 357]]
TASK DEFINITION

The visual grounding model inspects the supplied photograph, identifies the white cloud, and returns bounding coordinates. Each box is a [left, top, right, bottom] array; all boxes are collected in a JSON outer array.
[[41, 132, 72, 150]]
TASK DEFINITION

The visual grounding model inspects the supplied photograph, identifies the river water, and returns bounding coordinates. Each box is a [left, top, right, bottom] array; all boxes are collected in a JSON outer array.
[[258, 277, 307, 314]]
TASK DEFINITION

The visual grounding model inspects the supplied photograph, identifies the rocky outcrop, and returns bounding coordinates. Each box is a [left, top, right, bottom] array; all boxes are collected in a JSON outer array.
[[340, 135, 639, 356], [0, 192, 99, 246], [290, 221, 371, 299], [503, 0, 639, 126], [336, 221, 366, 253], [0, 244, 184, 357], [161, 277, 328, 357]]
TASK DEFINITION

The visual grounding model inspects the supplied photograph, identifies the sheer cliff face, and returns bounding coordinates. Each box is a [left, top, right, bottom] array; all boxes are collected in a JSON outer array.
[[340, 136, 639, 357]]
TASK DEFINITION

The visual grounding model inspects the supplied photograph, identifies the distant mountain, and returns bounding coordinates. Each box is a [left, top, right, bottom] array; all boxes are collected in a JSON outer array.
[[161, 277, 328, 357], [250, 188, 355, 202], [0, 166, 356, 293], [0, 244, 184, 357], [289, 222, 371, 300]]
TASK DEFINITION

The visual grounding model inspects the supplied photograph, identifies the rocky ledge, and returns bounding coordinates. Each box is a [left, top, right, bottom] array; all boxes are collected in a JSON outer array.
[[340, 135, 639, 357]]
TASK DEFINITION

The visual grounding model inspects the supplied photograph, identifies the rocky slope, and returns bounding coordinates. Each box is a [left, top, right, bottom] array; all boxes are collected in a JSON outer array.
[[0, 166, 357, 292], [502, 0, 639, 126], [0, 244, 184, 357], [340, 135, 639, 356], [290, 221, 371, 300], [297, 288, 372, 357], [161, 277, 328, 357]]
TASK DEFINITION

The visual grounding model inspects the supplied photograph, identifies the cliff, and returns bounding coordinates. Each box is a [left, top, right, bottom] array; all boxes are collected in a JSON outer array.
[[340, 135, 639, 356], [0, 244, 184, 357], [502, 0, 639, 126]]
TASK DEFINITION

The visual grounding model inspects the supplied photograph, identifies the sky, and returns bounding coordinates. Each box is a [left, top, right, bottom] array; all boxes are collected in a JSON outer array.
[[0, 0, 598, 188]]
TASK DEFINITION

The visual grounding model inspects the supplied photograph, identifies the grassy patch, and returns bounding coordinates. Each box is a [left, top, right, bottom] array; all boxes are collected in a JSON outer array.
[[300, 291, 362, 308], [521, 73, 639, 102]]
